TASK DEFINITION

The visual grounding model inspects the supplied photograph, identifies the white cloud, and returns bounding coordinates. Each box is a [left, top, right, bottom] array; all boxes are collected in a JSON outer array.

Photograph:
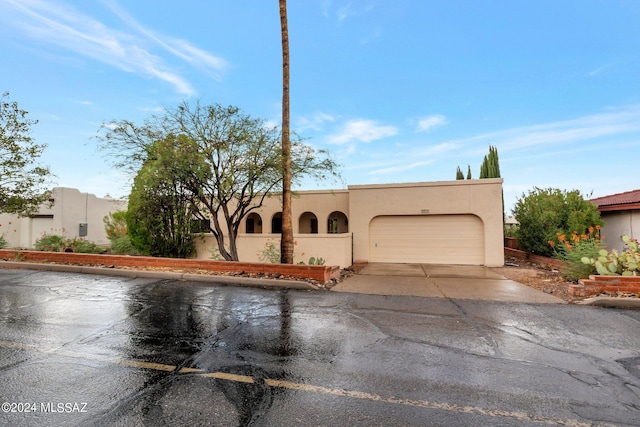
[[296, 112, 336, 132], [360, 27, 382, 44], [103, 0, 228, 78], [415, 141, 459, 157], [138, 106, 164, 113], [1, 0, 228, 95], [367, 160, 434, 176], [72, 99, 93, 106], [441, 105, 640, 155], [587, 62, 613, 77], [263, 119, 280, 130], [417, 114, 447, 132], [337, 4, 353, 22], [327, 119, 398, 145]]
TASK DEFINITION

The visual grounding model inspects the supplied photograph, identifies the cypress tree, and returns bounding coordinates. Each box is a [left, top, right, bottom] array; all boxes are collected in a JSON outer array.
[[479, 145, 500, 179]]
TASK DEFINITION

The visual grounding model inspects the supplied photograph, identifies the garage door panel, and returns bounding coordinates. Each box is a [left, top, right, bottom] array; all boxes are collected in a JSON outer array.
[[369, 215, 484, 264]]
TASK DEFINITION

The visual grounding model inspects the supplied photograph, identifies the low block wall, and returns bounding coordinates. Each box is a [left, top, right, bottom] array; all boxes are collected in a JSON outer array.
[[504, 248, 565, 270], [0, 250, 340, 283], [570, 275, 640, 297]]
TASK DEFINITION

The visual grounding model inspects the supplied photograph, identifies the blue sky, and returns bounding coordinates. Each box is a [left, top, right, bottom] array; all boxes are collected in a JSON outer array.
[[1, 0, 639, 213]]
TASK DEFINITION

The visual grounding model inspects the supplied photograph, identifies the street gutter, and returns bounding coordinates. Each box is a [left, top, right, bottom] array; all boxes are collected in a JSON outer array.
[[0, 261, 321, 292]]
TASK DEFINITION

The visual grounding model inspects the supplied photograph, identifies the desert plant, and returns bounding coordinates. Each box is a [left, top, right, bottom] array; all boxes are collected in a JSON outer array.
[[257, 239, 305, 264], [550, 226, 603, 281], [258, 240, 281, 264], [582, 235, 640, 276], [307, 256, 325, 265]]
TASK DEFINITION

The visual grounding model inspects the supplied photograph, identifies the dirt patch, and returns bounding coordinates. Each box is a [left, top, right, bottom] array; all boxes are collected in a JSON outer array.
[[490, 256, 580, 303]]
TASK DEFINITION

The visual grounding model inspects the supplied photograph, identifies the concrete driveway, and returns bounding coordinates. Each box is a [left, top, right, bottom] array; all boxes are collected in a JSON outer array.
[[331, 263, 565, 304]]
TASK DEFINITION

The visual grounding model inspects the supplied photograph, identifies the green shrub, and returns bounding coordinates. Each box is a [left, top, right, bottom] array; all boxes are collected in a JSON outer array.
[[34, 234, 67, 252], [104, 211, 128, 240], [504, 224, 519, 238], [110, 235, 139, 255], [0, 234, 7, 249], [34, 234, 105, 254], [69, 238, 105, 254], [513, 187, 604, 257]]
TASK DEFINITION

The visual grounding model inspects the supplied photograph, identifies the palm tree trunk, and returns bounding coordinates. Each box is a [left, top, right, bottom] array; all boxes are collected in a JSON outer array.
[[279, 0, 294, 264]]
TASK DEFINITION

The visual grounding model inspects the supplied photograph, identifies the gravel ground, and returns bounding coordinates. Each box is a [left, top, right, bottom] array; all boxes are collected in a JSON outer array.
[[491, 256, 639, 303], [490, 257, 578, 302]]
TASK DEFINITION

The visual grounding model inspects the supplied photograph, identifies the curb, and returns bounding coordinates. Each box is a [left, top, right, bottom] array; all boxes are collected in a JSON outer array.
[[576, 296, 640, 309], [0, 261, 321, 292]]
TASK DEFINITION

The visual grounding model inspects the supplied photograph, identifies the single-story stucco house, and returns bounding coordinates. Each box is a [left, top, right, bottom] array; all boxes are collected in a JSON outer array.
[[0, 179, 505, 268], [591, 189, 640, 252], [0, 187, 127, 248]]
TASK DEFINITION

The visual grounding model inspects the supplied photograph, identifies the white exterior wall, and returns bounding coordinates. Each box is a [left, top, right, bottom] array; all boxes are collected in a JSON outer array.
[[0, 187, 127, 248], [600, 210, 640, 252]]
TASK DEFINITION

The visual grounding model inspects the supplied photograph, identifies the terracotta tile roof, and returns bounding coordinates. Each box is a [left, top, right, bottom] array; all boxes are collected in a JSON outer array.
[[591, 189, 640, 208]]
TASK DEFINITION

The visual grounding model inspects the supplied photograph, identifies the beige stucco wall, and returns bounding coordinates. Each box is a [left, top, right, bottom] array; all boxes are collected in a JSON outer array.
[[1, 182, 505, 268], [240, 190, 350, 234], [195, 233, 353, 268], [600, 210, 639, 252], [0, 187, 127, 248], [193, 189, 352, 267], [348, 179, 505, 267]]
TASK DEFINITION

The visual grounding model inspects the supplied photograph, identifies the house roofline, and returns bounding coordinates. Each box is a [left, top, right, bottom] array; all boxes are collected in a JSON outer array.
[[597, 202, 640, 212]]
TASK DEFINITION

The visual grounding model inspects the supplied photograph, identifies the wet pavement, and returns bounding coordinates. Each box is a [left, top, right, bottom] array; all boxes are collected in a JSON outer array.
[[332, 263, 566, 303], [1, 269, 640, 426]]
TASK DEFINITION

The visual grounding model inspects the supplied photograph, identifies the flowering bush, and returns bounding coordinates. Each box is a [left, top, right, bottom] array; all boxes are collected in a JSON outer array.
[[549, 226, 604, 282], [582, 235, 640, 276]]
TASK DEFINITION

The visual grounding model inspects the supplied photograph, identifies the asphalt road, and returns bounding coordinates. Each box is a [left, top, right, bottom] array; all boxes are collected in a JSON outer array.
[[0, 269, 639, 426]]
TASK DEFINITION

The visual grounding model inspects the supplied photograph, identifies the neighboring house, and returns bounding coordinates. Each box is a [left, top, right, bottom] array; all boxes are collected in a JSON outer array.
[[0, 187, 127, 249], [591, 189, 640, 252], [0, 179, 505, 268]]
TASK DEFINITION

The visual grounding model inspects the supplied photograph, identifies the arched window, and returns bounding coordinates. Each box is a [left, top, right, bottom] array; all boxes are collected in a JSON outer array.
[[298, 211, 318, 234], [328, 211, 348, 234], [271, 212, 283, 234], [245, 213, 263, 234]]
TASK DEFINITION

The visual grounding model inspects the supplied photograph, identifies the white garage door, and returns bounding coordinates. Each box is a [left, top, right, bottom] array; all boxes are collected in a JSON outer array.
[[369, 215, 485, 264]]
